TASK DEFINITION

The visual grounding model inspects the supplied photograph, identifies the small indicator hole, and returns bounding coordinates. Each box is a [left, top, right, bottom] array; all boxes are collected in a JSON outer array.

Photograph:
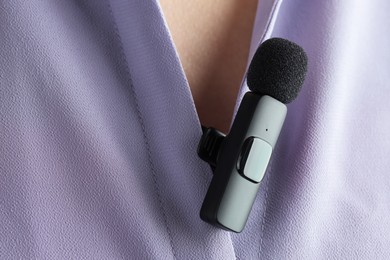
[[266, 129, 268, 131]]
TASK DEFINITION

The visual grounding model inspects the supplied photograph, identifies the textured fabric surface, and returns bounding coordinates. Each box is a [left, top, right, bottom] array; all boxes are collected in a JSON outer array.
[[1, 0, 389, 259]]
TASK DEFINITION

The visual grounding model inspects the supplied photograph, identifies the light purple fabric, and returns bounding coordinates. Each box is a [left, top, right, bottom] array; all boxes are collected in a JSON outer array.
[[1, 0, 389, 259], [233, 0, 390, 259]]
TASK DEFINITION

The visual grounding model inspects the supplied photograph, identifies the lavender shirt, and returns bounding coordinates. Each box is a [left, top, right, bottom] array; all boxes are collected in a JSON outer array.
[[1, 0, 389, 259]]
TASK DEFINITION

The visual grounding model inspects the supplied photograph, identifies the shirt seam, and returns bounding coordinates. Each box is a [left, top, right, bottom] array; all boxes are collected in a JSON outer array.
[[106, 1, 177, 259]]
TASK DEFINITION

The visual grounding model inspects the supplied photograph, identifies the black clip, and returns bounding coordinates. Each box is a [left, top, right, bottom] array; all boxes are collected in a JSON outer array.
[[197, 126, 226, 172]]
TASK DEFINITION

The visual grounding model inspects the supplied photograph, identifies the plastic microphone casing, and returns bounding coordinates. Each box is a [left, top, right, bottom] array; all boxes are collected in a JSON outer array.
[[200, 92, 287, 232]]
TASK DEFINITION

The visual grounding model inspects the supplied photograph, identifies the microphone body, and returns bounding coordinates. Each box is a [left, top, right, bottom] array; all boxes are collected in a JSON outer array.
[[200, 92, 287, 232], [199, 38, 307, 232]]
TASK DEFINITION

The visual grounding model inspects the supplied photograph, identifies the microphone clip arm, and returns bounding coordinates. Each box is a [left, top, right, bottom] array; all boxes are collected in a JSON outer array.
[[197, 126, 226, 173]]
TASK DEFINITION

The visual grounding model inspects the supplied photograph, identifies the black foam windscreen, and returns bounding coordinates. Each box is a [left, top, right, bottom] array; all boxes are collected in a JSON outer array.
[[247, 38, 308, 104]]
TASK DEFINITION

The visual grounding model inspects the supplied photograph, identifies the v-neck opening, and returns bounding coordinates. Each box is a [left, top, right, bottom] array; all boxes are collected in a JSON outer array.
[[155, 0, 283, 132], [107, 0, 284, 258]]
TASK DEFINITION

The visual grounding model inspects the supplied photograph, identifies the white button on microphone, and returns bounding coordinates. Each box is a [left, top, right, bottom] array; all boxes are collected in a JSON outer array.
[[237, 137, 272, 183]]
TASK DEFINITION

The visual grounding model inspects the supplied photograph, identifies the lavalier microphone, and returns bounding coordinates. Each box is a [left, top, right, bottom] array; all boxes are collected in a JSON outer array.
[[198, 38, 308, 232]]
